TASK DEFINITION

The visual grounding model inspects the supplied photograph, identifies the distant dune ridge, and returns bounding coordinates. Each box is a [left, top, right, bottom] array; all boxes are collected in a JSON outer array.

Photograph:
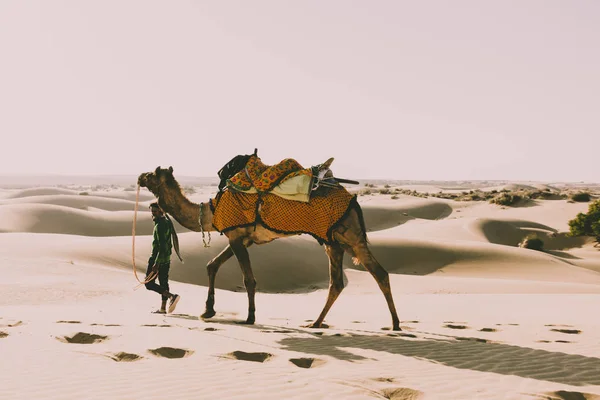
[[1, 177, 599, 400]]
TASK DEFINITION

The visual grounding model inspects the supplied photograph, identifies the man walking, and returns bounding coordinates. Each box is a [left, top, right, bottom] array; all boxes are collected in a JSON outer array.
[[145, 202, 181, 314]]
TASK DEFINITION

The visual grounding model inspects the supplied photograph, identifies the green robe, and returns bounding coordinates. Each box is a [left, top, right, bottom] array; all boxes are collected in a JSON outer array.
[[151, 216, 172, 263]]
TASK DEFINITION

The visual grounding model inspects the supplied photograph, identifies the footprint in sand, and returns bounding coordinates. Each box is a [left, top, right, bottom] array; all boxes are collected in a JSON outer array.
[[456, 337, 490, 343], [58, 332, 108, 344], [388, 333, 418, 338], [107, 352, 143, 362], [148, 347, 193, 359], [261, 329, 294, 334], [479, 328, 498, 332], [225, 351, 272, 363], [91, 323, 121, 327], [0, 332, 8, 338], [372, 377, 396, 383], [141, 324, 171, 328], [538, 390, 600, 400], [289, 357, 325, 369], [380, 387, 424, 400], [1, 321, 23, 328], [444, 324, 469, 330], [551, 328, 581, 335], [56, 320, 81, 324]]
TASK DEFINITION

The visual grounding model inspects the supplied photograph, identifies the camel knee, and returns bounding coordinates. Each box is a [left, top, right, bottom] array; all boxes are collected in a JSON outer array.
[[331, 279, 344, 292], [375, 267, 389, 282], [243, 277, 256, 290], [206, 260, 220, 275]]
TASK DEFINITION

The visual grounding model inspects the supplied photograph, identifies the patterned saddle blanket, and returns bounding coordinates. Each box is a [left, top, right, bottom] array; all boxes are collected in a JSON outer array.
[[210, 187, 358, 245], [226, 155, 333, 203]]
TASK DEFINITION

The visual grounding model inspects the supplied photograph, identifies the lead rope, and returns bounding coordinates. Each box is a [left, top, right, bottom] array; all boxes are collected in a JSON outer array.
[[199, 202, 211, 247], [132, 184, 158, 290]]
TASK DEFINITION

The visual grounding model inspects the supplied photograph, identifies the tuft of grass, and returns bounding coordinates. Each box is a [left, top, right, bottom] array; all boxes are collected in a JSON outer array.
[[570, 192, 591, 202], [490, 192, 522, 206], [519, 235, 544, 251]]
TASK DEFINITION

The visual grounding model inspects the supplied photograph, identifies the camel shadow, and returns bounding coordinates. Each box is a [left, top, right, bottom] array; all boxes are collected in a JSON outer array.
[[276, 331, 600, 387], [166, 316, 600, 387]]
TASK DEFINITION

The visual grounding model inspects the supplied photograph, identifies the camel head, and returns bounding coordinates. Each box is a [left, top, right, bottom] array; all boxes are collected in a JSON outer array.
[[137, 166, 174, 195]]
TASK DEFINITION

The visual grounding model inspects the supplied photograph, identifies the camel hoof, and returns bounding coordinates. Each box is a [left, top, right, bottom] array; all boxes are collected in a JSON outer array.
[[236, 319, 255, 325], [201, 310, 216, 319], [305, 322, 328, 329], [393, 325, 402, 331]]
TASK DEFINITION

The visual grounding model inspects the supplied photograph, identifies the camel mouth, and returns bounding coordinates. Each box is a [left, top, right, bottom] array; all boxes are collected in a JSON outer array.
[[137, 173, 148, 187]]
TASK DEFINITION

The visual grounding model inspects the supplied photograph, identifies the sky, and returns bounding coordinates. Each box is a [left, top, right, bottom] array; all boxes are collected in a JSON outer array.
[[0, 1, 598, 182]]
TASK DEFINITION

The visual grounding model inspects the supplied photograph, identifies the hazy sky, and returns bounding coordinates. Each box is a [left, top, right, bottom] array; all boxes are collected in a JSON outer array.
[[1, 1, 598, 181]]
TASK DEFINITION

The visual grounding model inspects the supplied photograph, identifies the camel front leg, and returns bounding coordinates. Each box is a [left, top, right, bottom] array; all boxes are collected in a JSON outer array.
[[230, 239, 257, 324], [201, 245, 234, 319], [309, 244, 345, 329]]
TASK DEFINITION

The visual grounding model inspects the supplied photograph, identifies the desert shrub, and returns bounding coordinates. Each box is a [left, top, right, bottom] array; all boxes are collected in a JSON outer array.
[[379, 188, 392, 195], [519, 235, 544, 251], [391, 195, 399, 200], [79, 192, 89, 196], [490, 192, 522, 206], [568, 200, 600, 241], [570, 192, 591, 202]]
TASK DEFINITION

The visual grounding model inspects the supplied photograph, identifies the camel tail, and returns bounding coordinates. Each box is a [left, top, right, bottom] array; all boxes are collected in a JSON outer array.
[[351, 197, 369, 244]]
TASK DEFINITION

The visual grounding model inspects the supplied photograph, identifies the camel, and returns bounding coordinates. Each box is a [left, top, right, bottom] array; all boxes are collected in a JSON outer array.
[[137, 165, 401, 331]]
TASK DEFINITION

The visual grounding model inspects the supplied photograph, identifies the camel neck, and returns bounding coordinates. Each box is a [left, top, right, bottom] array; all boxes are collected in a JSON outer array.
[[154, 184, 213, 233]]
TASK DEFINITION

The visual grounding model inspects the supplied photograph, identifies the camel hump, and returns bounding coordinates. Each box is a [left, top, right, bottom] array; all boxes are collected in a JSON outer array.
[[320, 157, 334, 171]]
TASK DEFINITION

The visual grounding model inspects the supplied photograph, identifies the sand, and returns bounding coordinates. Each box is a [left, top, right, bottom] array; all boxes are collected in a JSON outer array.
[[1, 179, 599, 400]]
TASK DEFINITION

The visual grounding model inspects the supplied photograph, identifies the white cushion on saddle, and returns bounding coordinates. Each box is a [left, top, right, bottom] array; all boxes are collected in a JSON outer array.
[[231, 174, 312, 203]]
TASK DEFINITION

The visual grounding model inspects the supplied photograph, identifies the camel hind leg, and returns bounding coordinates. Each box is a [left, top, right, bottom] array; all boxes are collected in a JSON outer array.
[[352, 240, 401, 331], [335, 207, 401, 331], [309, 243, 345, 329]]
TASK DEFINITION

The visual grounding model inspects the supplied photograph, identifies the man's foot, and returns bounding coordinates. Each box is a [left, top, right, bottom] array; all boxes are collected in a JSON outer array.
[[168, 294, 180, 314], [152, 309, 166, 314]]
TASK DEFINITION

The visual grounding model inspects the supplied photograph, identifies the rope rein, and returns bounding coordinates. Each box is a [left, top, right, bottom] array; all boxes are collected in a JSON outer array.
[[199, 202, 211, 247], [132, 184, 157, 290]]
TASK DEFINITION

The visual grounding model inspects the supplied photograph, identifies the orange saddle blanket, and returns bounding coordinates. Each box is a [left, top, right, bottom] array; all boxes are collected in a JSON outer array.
[[210, 187, 359, 245]]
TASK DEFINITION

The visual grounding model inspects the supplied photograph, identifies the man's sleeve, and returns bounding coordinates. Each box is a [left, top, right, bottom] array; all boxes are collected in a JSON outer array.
[[155, 220, 170, 261]]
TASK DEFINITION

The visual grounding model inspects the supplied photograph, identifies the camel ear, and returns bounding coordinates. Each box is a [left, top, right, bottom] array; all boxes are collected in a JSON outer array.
[[155, 166, 161, 174], [168, 166, 173, 174]]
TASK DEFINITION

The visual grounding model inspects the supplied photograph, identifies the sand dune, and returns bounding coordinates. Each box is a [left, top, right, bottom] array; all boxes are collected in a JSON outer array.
[[2, 186, 81, 198], [0, 204, 156, 236], [1, 181, 600, 399], [0, 194, 143, 212], [360, 196, 454, 231], [2, 186, 155, 202]]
